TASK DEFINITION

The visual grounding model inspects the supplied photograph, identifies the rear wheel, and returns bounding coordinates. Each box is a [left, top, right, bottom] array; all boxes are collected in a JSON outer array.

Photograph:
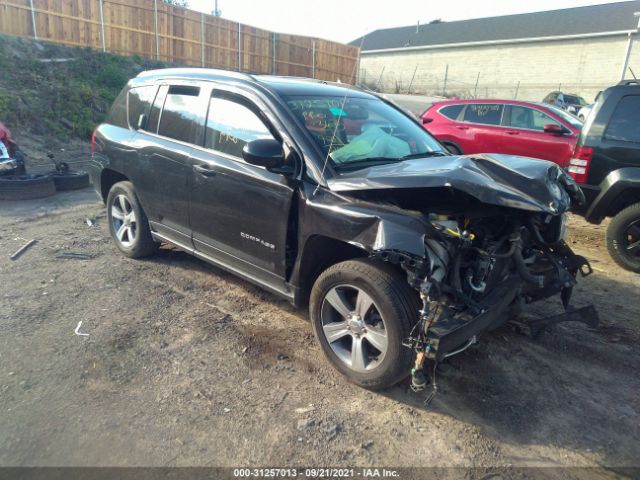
[[606, 202, 640, 273], [107, 181, 159, 258], [309, 259, 419, 390]]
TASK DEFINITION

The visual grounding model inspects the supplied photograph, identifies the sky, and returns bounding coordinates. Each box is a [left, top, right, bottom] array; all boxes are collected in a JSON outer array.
[[187, 0, 632, 44]]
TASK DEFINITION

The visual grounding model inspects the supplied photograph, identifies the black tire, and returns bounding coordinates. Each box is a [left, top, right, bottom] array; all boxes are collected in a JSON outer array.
[[309, 258, 419, 390], [0, 174, 56, 200], [606, 202, 640, 273], [51, 170, 90, 191], [442, 142, 462, 155], [106, 181, 159, 258], [14, 149, 26, 175]]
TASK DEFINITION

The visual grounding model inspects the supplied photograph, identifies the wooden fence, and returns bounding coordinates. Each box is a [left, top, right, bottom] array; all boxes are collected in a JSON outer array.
[[0, 0, 360, 82]]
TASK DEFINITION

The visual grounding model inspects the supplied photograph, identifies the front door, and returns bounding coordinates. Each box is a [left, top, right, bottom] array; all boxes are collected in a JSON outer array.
[[501, 105, 575, 167], [188, 91, 296, 292]]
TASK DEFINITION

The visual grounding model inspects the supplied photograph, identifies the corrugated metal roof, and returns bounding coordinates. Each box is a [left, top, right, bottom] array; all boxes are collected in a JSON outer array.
[[352, 1, 640, 52]]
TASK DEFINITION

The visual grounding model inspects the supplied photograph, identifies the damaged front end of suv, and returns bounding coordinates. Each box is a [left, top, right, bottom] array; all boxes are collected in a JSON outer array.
[[324, 153, 596, 392]]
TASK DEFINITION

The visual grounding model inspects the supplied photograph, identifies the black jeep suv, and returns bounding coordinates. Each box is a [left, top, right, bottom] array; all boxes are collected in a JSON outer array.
[[567, 80, 640, 272], [90, 69, 592, 390]]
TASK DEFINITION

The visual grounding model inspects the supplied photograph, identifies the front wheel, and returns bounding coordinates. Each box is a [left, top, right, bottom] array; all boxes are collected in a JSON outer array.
[[107, 181, 159, 258], [309, 259, 419, 390], [606, 202, 640, 273]]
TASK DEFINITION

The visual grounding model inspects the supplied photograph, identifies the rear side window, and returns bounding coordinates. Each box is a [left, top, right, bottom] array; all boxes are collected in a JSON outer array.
[[128, 86, 158, 130], [106, 88, 128, 128], [439, 104, 463, 120], [158, 86, 202, 144], [604, 95, 640, 143], [205, 96, 274, 158], [463, 104, 503, 125]]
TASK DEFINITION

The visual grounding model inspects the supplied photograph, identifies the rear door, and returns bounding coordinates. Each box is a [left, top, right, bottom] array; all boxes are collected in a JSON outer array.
[[501, 104, 576, 166], [188, 88, 296, 293], [459, 103, 505, 153], [131, 83, 206, 246]]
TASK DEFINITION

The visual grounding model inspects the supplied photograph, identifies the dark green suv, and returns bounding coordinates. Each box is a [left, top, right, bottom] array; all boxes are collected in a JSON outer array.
[[568, 80, 640, 273]]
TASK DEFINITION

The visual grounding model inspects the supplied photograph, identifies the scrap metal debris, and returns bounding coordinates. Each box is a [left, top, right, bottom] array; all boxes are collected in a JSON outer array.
[[74, 321, 89, 337], [9, 239, 36, 260], [56, 252, 95, 260]]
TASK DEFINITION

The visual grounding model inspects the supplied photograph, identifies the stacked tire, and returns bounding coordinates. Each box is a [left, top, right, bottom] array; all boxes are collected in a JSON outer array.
[[0, 169, 90, 200], [51, 170, 90, 191], [0, 174, 57, 200]]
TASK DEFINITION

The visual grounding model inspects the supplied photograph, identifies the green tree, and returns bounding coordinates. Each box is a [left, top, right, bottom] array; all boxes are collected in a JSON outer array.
[[162, 0, 189, 6]]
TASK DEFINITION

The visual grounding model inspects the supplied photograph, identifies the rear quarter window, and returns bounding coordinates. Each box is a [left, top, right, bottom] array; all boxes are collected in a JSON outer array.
[[438, 104, 464, 120], [128, 85, 158, 130], [604, 95, 640, 143], [105, 87, 128, 128]]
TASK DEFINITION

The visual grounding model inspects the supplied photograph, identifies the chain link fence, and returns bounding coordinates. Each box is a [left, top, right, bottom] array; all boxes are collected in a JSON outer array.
[[358, 66, 605, 103]]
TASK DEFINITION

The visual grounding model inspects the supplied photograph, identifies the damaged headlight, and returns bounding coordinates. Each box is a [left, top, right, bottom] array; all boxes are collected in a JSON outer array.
[[546, 168, 571, 213]]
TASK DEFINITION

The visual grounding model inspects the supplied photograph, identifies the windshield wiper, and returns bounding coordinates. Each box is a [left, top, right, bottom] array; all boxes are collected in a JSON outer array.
[[334, 151, 449, 171], [399, 151, 449, 160], [333, 158, 401, 171]]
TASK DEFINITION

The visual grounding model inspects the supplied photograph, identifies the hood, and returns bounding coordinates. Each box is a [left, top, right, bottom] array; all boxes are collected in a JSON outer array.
[[327, 153, 573, 214]]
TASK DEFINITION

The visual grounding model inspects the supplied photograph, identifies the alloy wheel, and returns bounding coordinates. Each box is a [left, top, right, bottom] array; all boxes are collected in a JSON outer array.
[[320, 284, 388, 372], [623, 219, 640, 258], [110, 194, 137, 248]]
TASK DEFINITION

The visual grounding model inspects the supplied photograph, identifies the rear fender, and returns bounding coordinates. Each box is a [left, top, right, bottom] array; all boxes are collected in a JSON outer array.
[[585, 168, 640, 223]]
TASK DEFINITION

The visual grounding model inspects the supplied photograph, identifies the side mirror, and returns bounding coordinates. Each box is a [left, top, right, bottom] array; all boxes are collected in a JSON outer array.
[[242, 138, 285, 169], [543, 123, 565, 135], [422, 117, 433, 124], [136, 114, 148, 130]]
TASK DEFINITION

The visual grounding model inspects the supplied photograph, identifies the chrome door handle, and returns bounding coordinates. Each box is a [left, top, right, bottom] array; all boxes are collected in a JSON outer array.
[[193, 164, 217, 177]]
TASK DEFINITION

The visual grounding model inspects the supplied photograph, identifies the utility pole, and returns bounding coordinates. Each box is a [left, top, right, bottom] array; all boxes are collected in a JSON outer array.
[[620, 12, 640, 81], [212, 0, 221, 17]]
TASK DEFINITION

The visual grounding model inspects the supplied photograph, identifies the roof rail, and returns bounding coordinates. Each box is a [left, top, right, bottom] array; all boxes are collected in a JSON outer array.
[[136, 67, 256, 81], [617, 79, 640, 86]]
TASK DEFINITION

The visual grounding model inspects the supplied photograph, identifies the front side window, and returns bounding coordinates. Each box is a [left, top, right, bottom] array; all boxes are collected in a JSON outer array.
[[463, 104, 503, 125], [205, 96, 275, 158], [128, 85, 158, 130], [284, 95, 445, 169], [509, 106, 560, 131], [158, 86, 202, 144], [604, 95, 640, 143]]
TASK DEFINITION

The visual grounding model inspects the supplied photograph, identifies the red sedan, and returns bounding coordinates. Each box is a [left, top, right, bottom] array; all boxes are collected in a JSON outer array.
[[421, 99, 582, 167]]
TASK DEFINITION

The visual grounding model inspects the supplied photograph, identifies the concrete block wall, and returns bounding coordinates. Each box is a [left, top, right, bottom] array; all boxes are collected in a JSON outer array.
[[359, 35, 640, 102]]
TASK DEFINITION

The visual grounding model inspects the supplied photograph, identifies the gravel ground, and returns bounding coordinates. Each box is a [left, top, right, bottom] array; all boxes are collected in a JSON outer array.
[[0, 184, 639, 478]]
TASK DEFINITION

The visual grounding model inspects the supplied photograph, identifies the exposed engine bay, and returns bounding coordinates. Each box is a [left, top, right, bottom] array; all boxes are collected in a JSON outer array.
[[327, 154, 597, 399]]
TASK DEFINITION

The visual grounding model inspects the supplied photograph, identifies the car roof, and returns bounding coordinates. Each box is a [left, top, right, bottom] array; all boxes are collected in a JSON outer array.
[[430, 99, 554, 108], [132, 68, 374, 99]]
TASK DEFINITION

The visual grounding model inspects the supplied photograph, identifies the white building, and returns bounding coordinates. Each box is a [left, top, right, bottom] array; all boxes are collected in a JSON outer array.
[[353, 1, 640, 102]]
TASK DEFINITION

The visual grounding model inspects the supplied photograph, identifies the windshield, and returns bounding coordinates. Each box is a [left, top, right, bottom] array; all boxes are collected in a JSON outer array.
[[546, 104, 583, 128], [284, 95, 446, 169], [563, 94, 587, 106]]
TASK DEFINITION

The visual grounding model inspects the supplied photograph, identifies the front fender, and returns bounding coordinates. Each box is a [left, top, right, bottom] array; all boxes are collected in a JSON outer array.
[[585, 168, 640, 223], [300, 184, 428, 257]]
